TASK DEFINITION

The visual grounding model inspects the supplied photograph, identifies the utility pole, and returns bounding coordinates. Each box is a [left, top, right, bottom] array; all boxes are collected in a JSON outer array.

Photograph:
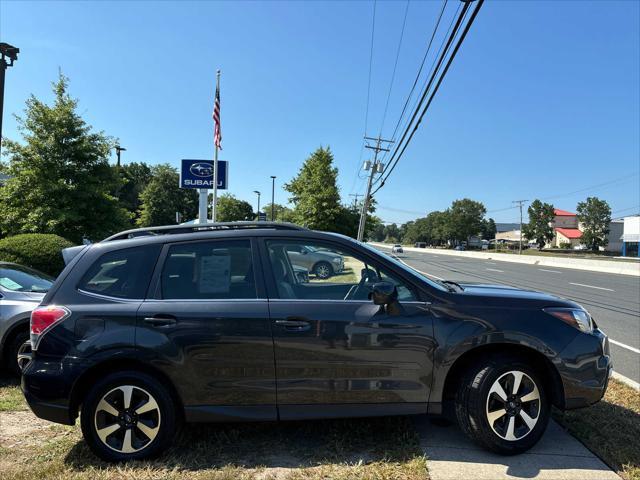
[[513, 199, 528, 254], [270, 176, 276, 221], [357, 136, 393, 242], [349, 193, 362, 209], [115, 145, 126, 168], [0, 43, 19, 158]]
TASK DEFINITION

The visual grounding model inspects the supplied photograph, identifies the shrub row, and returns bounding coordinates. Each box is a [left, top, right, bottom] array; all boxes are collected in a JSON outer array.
[[0, 234, 74, 277]]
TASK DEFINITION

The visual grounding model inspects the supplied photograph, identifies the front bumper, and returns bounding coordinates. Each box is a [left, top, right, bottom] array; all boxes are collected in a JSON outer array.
[[557, 327, 612, 409]]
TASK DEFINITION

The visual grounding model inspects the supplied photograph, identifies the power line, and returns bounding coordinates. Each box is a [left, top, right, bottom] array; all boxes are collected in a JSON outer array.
[[378, 0, 410, 136], [386, 0, 451, 147], [372, 0, 483, 195], [349, 0, 378, 195]]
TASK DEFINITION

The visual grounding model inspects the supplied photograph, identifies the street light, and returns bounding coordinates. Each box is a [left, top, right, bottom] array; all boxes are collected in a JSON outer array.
[[115, 145, 126, 168], [253, 190, 261, 219], [0, 42, 20, 156], [270, 176, 276, 221]]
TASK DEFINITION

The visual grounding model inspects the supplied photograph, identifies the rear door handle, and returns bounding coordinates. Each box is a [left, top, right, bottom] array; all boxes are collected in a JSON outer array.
[[143, 315, 177, 327], [275, 318, 311, 332]]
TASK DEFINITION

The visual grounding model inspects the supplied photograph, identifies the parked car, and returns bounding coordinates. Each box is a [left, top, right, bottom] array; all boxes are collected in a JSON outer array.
[[285, 244, 343, 279], [0, 262, 53, 374], [454, 245, 465, 251], [414, 242, 427, 248], [391, 244, 403, 254], [22, 222, 611, 462]]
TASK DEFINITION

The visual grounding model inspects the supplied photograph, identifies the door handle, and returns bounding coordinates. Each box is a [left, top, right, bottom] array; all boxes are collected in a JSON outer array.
[[275, 318, 311, 332], [143, 315, 177, 327]]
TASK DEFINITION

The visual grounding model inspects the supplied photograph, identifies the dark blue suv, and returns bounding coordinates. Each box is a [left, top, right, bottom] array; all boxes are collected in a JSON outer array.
[[22, 222, 611, 461]]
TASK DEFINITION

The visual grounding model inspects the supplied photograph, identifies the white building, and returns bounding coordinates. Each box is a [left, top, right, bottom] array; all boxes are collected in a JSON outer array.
[[622, 215, 640, 257]]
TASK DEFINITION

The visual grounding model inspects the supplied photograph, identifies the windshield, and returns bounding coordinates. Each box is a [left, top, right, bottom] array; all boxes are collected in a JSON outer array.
[[356, 242, 448, 292], [0, 264, 54, 293]]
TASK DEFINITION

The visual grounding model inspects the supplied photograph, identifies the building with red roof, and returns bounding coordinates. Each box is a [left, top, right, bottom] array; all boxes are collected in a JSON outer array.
[[550, 209, 583, 248]]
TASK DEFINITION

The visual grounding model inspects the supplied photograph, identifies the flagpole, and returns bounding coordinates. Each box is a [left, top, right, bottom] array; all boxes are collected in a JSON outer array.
[[211, 70, 221, 222]]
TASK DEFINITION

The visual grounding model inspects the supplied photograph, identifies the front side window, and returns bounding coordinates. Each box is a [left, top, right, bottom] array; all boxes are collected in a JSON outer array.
[[79, 245, 161, 299], [267, 240, 417, 301], [161, 240, 256, 299]]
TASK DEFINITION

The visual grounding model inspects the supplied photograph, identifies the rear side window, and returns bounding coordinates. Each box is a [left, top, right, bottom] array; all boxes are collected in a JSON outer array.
[[161, 240, 256, 299], [79, 245, 161, 299]]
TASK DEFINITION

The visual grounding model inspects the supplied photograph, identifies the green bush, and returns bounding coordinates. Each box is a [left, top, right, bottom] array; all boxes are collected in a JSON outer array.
[[0, 234, 74, 277]]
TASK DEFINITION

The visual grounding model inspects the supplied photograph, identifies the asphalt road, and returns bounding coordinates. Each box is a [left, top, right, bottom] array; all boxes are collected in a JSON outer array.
[[382, 248, 640, 383]]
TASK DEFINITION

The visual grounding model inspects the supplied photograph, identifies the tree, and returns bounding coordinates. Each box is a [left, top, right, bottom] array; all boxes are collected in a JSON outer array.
[[522, 200, 555, 250], [118, 162, 153, 225], [384, 223, 400, 242], [370, 222, 386, 242], [137, 164, 197, 226], [480, 218, 497, 241], [262, 203, 295, 223], [0, 74, 130, 243], [447, 199, 486, 243], [217, 194, 255, 222], [576, 197, 611, 252], [284, 147, 343, 231]]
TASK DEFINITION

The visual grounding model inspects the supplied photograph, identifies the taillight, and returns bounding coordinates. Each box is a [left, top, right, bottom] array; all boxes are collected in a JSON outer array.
[[30, 306, 71, 350]]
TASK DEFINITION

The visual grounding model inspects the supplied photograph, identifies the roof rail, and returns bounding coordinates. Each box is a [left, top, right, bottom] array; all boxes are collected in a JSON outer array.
[[103, 221, 306, 242]]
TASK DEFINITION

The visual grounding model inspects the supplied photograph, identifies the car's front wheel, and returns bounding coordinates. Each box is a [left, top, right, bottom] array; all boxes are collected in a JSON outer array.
[[455, 355, 550, 455], [80, 371, 177, 462], [313, 261, 334, 279]]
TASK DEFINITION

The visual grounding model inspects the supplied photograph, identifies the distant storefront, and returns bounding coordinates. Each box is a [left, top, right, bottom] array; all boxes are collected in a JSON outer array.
[[621, 216, 640, 257]]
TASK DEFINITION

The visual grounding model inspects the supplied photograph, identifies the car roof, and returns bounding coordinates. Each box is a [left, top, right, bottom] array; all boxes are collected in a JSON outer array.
[[94, 222, 360, 251]]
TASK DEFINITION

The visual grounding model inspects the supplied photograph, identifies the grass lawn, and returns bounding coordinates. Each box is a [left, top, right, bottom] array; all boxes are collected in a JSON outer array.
[[0, 373, 428, 480], [554, 378, 640, 480]]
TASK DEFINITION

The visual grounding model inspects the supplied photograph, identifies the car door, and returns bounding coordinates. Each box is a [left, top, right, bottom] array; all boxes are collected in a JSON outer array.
[[137, 237, 277, 421], [261, 237, 436, 419]]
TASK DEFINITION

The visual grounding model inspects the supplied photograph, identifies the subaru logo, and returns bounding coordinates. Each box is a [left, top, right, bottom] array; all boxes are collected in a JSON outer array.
[[190, 162, 214, 178]]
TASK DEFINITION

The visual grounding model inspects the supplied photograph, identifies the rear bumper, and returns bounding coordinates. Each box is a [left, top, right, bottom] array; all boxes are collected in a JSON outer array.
[[21, 357, 81, 425], [557, 328, 612, 409]]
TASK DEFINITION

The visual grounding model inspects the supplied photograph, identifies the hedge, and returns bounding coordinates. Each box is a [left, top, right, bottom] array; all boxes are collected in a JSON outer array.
[[0, 234, 75, 277]]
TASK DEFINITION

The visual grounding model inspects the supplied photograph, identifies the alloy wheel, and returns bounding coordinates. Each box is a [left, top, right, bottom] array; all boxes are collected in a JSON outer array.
[[485, 370, 541, 441], [315, 264, 331, 279], [16, 340, 32, 372], [94, 385, 161, 454]]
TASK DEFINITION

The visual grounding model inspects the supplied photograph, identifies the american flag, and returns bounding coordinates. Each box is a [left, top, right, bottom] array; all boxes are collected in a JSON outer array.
[[213, 82, 222, 149]]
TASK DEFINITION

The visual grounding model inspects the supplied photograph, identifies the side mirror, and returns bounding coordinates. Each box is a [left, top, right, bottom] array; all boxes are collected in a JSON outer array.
[[369, 281, 398, 305]]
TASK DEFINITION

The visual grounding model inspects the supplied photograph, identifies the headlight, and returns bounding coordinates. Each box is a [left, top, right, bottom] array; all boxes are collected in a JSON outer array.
[[543, 307, 593, 333], [332, 257, 342, 263]]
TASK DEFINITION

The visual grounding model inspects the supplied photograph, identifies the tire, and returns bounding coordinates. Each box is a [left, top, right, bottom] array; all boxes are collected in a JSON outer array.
[[313, 261, 333, 279], [455, 355, 550, 455], [5, 329, 30, 376], [80, 371, 177, 462]]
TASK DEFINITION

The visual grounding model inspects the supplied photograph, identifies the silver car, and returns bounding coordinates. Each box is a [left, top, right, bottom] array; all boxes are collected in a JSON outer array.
[[286, 245, 344, 279], [0, 262, 53, 374]]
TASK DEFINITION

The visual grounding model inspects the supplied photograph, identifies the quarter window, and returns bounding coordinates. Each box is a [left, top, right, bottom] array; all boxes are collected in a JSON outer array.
[[161, 240, 256, 299], [79, 245, 161, 299]]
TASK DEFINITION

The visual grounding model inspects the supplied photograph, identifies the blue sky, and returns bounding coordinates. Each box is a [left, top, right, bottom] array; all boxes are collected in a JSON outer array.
[[1, 0, 639, 224]]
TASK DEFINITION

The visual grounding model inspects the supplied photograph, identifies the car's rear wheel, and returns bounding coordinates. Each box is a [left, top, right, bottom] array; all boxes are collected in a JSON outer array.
[[313, 261, 333, 279], [80, 371, 176, 462], [455, 355, 549, 455]]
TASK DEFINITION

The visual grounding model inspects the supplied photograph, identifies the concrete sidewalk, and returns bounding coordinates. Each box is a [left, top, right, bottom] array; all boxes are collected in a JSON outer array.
[[413, 416, 620, 480]]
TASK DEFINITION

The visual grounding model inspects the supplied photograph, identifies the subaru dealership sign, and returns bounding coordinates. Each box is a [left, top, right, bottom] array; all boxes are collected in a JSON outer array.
[[180, 159, 228, 189]]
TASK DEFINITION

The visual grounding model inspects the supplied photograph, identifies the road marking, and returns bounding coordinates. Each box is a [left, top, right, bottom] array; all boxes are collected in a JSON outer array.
[[610, 339, 640, 354], [539, 268, 561, 274], [393, 255, 444, 280], [611, 371, 640, 391], [486, 268, 504, 273], [569, 282, 614, 292], [486, 261, 497, 265]]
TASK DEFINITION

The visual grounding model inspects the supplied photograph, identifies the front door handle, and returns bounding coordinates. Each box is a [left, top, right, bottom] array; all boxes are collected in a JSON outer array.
[[275, 318, 311, 332], [143, 315, 177, 327]]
